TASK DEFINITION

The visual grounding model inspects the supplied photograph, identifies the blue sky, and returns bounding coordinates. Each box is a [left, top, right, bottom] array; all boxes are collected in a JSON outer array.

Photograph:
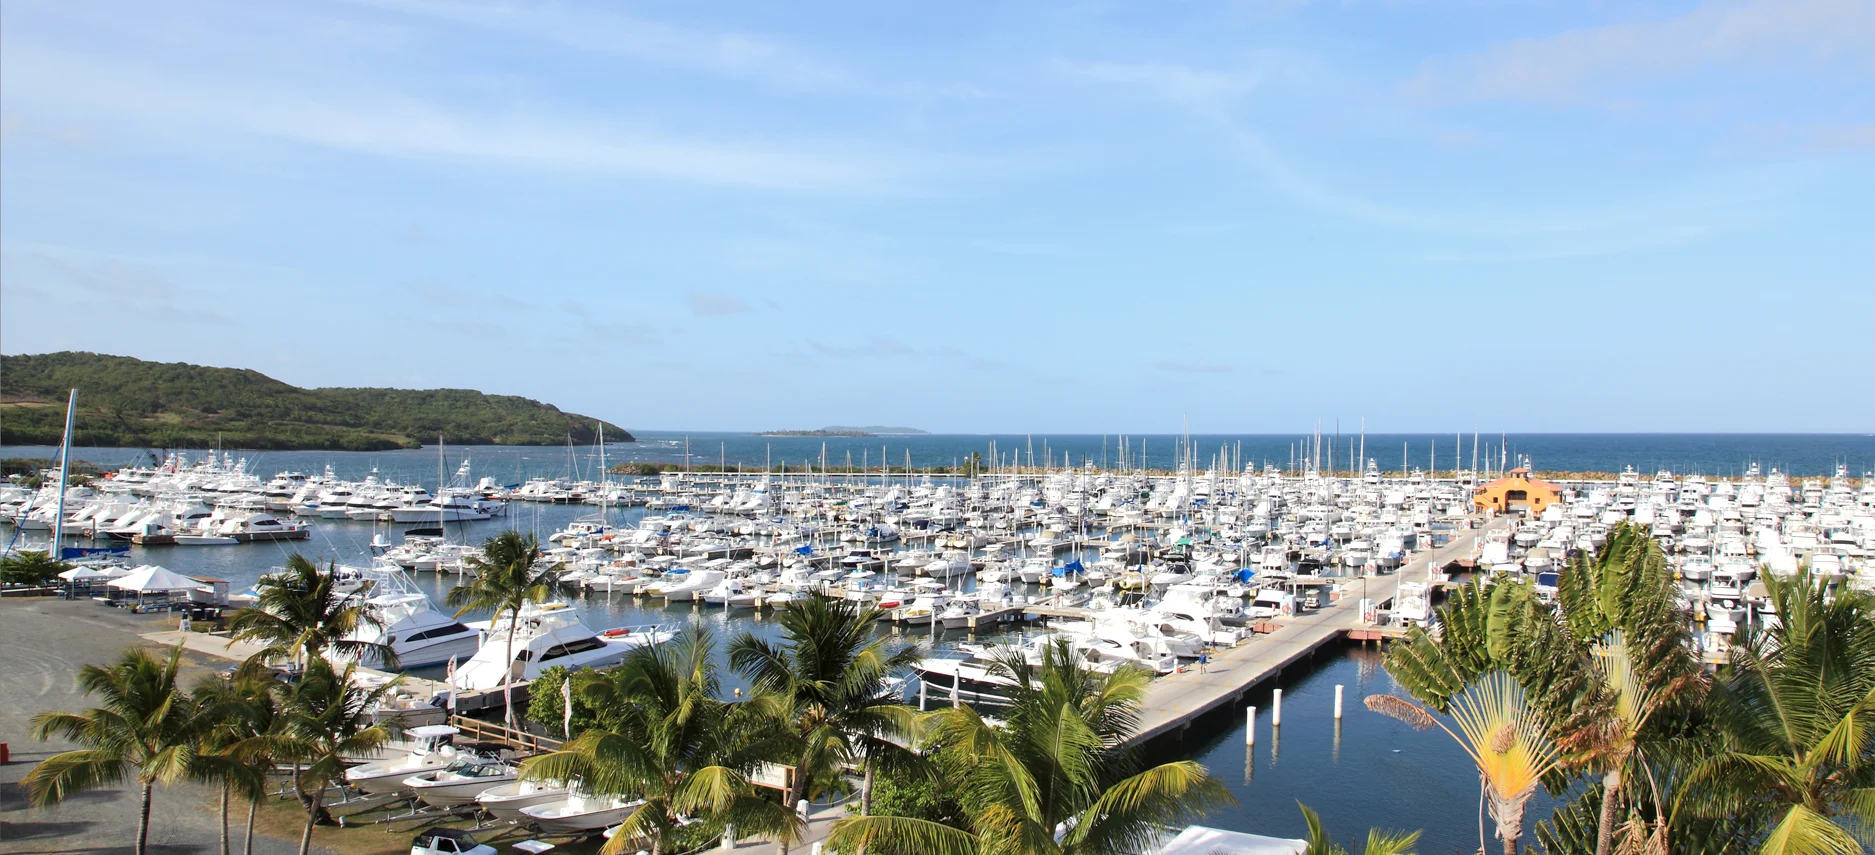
[[2, 0, 1871, 434]]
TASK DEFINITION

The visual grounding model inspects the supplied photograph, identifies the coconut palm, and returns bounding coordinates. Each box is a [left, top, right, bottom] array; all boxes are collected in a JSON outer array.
[[729, 597, 923, 855], [23, 645, 232, 855], [1298, 802, 1421, 855], [521, 627, 795, 855], [227, 553, 395, 671], [827, 639, 1234, 855], [1686, 569, 1875, 855], [1368, 672, 1563, 855], [189, 673, 273, 855], [264, 657, 401, 855], [446, 530, 563, 725]]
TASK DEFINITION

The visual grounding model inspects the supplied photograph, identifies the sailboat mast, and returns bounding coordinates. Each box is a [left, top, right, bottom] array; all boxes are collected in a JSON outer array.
[[50, 389, 77, 553]]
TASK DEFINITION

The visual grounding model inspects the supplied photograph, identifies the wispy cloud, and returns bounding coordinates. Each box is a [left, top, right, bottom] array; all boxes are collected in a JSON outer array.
[[1152, 360, 1232, 374], [0, 41, 918, 192], [811, 337, 916, 357], [688, 289, 751, 316], [348, 0, 852, 92], [27, 252, 179, 299], [400, 279, 531, 311], [1055, 60, 1261, 107], [1405, 0, 1875, 105]]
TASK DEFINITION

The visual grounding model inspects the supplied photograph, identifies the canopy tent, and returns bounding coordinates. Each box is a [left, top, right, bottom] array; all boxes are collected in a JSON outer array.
[[1150, 826, 1305, 855], [108, 565, 204, 595], [59, 566, 112, 582]]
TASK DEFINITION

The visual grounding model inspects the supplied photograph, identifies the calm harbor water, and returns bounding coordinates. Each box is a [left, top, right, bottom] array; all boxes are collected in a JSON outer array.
[[6, 434, 1850, 848]]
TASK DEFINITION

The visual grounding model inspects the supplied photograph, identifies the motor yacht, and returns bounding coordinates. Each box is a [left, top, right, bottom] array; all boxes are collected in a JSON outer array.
[[343, 725, 461, 794], [519, 793, 646, 833], [450, 603, 674, 694]]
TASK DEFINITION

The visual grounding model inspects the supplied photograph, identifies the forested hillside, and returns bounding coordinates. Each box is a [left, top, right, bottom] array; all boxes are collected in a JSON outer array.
[[0, 352, 632, 450]]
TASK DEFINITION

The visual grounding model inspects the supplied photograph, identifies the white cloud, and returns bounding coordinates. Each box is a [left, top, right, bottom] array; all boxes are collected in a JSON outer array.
[[688, 289, 751, 316], [1406, 0, 1875, 104]]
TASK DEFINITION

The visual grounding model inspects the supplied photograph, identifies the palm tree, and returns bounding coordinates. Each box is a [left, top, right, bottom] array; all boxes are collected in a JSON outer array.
[[265, 657, 401, 855], [23, 645, 232, 855], [521, 627, 795, 855], [227, 553, 395, 671], [1298, 802, 1421, 855], [1385, 523, 1699, 855], [730, 598, 923, 855], [828, 639, 1234, 855], [1687, 568, 1875, 855], [190, 674, 273, 855], [1368, 672, 1562, 855], [446, 530, 562, 725]]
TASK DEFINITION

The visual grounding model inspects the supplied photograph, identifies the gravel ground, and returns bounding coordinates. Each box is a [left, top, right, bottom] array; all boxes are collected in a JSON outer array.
[[0, 597, 309, 855]]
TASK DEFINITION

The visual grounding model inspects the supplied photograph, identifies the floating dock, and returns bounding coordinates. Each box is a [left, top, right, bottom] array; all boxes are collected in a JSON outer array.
[[1124, 516, 1505, 745]]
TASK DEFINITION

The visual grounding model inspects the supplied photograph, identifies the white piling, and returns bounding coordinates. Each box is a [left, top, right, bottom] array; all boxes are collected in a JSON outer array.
[[1245, 706, 1257, 745], [1272, 689, 1283, 727], [1334, 684, 1344, 719]]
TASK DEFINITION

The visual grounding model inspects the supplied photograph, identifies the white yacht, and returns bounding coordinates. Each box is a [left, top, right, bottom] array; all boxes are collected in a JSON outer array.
[[342, 563, 481, 670], [343, 725, 461, 794], [476, 778, 575, 822], [449, 603, 674, 694]]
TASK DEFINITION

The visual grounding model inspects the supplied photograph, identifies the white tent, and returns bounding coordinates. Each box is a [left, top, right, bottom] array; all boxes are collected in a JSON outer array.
[[108, 565, 204, 594], [59, 566, 112, 581], [1150, 826, 1305, 855]]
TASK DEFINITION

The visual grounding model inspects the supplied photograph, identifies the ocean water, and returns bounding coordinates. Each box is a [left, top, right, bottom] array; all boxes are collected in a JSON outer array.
[[8, 432, 1871, 485]]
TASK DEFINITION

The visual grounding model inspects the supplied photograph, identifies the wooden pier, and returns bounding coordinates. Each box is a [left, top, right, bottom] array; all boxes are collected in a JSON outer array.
[[1125, 517, 1503, 745]]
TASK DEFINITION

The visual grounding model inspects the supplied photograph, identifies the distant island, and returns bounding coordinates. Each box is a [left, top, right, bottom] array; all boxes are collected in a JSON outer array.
[[0, 352, 633, 451], [758, 426, 929, 437]]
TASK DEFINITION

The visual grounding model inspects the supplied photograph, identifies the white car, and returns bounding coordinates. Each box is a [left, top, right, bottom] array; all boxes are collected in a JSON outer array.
[[409, 828, 495, 855]]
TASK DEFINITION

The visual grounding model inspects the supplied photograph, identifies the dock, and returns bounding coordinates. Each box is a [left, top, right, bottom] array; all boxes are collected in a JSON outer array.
[[1125, 516, 1504, 745]]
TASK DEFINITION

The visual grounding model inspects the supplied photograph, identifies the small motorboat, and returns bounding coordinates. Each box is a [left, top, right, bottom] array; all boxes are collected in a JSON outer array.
[[404, 758, 518, 807], [519, 793, 645, 833], [343, 725, 459, 795], [174, 534, 240, 546], [476, 778, 574, 822]]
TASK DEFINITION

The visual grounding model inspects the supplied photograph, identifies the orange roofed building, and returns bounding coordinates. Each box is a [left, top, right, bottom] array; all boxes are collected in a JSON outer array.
[[1473, 468, 1563, 515]]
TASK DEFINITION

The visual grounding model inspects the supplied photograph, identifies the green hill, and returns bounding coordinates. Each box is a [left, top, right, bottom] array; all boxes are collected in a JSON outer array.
[[0, 352, 634, 451]]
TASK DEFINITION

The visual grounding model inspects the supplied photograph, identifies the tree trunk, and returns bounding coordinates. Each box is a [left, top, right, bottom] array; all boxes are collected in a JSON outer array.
[[300, 780, 330, 855], [1596, 768, 1622, 855], [135, 780, 154, 855], [860, 751, 876, 816], [778, 761, 809, 855], [221, 783, 232, 855], [244, 795, 258, 855], [1504, 834, 1518, 855]]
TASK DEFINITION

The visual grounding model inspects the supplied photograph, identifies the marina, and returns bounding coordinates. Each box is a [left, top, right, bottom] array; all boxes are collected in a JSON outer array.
[[6, 436, 1875, 853]]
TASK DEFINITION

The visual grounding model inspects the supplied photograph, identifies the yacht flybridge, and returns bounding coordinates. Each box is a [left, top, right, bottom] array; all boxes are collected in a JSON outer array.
[[339, 562, 480, 670]]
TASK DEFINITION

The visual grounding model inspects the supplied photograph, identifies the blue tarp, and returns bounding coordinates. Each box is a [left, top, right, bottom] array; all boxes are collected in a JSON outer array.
[[1052, 559, 1085, 577], [795, 545, 814, 555], [61, 545, 130, 560], [1231, 568, 1257, 583]]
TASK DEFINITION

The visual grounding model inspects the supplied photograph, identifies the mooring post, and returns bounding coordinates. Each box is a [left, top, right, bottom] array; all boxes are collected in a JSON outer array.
[[1273, 689, 1283, 727], [1334, 684, 1344, 719], [1245, 706, 1257, 745]]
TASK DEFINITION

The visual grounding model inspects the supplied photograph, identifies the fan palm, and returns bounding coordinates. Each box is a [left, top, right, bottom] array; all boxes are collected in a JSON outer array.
[[23, 645, 233, 855], [522, 627, 796, 855], [730, 598, 923, 855], [446, 530, 562, 725], [1368, 672, 1562, 855], [227, 553, 394, 671], [1386, 523, 1698, 855], [1686, 568, 1875, 855], [1298, 801, 1421, 855], [828, 638, 1234, 855], [264, 657, 401, 855]]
